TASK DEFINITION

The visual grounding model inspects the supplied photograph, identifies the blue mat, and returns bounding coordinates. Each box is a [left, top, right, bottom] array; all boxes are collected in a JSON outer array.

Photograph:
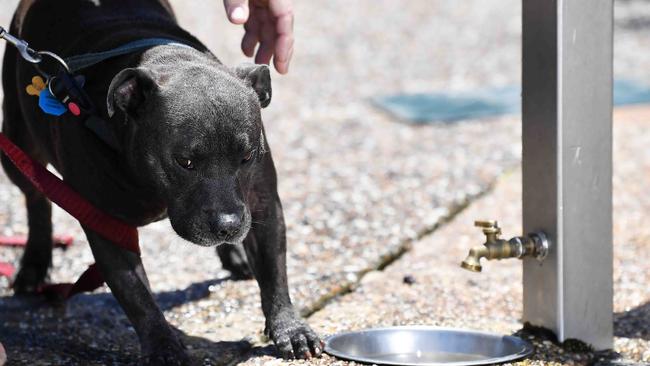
[[373, 80, 650, 123]]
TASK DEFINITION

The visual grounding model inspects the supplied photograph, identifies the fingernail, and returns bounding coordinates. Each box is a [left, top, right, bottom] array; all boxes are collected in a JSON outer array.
[[314, 347, 321, 355], [286, 47, 294, 72], [277, 59, 290, 74], [231, 6, 246, 21]]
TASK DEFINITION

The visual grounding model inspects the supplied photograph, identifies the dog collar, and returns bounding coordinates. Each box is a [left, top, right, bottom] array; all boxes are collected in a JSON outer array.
[[64, 37, 193, 72], [29, 38, 194, 151]]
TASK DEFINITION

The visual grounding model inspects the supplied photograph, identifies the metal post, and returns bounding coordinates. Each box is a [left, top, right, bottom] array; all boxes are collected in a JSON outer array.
[[522, 0, 613, 350]]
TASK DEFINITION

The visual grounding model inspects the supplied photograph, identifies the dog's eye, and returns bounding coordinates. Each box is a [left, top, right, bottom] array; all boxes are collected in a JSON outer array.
[[241, 150, 255, 164], [176, 157, 194, 170]]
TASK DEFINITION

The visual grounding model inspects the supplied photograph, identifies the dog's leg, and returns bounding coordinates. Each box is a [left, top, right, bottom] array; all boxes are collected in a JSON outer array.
[[1, 153, 53, 294], [2, 48, 54, 294], [244, 194, 322, 359], [83, 228, 189, 366], [216, 244, 253, 279]]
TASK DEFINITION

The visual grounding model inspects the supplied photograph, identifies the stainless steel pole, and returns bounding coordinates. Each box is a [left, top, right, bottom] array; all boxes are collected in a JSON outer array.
[[522, 0, 613, 350]]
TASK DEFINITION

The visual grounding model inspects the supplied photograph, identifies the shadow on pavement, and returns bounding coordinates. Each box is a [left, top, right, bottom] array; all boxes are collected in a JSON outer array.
[[0, 277, 255, 365], [614, 301, 650, 340], [155, 277, 231, 311]]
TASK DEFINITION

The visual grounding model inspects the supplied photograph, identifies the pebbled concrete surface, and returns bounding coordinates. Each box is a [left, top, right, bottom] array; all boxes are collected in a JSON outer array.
[[0, 0, 649, 365], [1, 0, 521, 364], [241, 106, 650, 366]]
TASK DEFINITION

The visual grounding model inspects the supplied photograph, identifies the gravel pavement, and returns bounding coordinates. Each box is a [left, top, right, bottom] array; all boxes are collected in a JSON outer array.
[[0, 1, 649, 365], [240, 106, 650, 366]]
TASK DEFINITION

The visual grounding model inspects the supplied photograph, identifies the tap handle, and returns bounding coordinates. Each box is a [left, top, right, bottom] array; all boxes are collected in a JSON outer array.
[[474, 220, 501, 235], [474, 220, 498, 228]]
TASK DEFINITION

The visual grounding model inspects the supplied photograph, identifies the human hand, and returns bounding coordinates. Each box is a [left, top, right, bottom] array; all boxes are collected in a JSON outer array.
[[223, 0, 294, 74]]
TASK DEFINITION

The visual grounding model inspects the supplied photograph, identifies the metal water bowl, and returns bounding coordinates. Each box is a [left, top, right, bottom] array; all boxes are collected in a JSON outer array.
[[324, 326, 533, 366]]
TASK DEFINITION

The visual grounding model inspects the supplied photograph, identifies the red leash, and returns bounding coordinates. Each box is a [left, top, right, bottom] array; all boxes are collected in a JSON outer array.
[[0, 132, 140, 299], [0, 263, 14, 279], [0, 235, 74, 248]]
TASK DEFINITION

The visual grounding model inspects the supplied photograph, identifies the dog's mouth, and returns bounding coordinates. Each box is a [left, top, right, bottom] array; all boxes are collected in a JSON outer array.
[[211, 222, 251, 247], [184, 229, 250, 247], [165, 184, 253, 247], [169, 211, 252, 247]]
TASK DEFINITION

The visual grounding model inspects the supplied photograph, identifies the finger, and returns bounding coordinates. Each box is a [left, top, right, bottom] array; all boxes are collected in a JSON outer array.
[[273, 33, 293, 74], [223, 0, 250, 24], [255, 13, 277, 65], [255, 37, 275, 65], [271, 1, 294, 33], [255, 41, 274, 65], [269, 0, 294, 73], [241, 17, 260, 57], [241, 30, 259, 58], [291, 333, 311, 359], [266, 0, 293, 19]]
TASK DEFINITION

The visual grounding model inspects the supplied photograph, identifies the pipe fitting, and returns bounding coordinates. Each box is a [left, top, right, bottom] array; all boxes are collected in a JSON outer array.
[[461, 220, 549, 272]]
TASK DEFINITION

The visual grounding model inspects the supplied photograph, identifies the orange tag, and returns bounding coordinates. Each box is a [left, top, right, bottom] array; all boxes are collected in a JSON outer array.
[[26, 76, 46, 96]]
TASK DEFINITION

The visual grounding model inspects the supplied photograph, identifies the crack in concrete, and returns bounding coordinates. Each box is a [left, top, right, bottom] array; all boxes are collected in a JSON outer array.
[[298, 178, 500, 319]]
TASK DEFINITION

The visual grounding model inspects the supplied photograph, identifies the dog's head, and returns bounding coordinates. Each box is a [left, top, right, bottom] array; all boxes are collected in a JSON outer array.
[[106, 50, 272, 246]]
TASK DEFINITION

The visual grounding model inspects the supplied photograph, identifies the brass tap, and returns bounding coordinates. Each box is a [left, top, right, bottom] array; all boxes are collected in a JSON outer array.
[[461, 220, 549, 272]]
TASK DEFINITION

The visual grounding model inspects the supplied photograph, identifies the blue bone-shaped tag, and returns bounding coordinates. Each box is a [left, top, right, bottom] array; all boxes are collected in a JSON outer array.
[[38, 89, 67, 116]]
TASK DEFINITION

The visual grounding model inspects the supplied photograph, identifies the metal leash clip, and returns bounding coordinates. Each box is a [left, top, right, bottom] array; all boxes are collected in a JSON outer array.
[[0, 25, 70, 79], [0, 25, 42, 64]]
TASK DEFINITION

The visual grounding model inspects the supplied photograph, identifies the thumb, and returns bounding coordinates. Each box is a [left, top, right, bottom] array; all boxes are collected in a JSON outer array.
[[223, 0, 250, 24]]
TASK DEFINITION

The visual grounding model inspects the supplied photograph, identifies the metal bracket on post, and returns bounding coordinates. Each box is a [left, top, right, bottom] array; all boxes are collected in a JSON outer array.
[[522, 0, 613, 349]]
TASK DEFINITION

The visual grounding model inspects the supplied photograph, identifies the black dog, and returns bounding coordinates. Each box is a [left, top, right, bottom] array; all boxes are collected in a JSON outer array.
[[2, 0, 321, 363]]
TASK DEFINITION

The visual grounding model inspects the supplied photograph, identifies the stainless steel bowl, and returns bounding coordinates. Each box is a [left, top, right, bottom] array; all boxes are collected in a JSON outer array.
[[324, 326, 534, 366]]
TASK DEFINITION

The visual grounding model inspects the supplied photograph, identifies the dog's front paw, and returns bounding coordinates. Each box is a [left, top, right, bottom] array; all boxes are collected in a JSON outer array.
[[140, 338, 190, 366], [13, 263, 48, 294], [266, 309, 323, 359]]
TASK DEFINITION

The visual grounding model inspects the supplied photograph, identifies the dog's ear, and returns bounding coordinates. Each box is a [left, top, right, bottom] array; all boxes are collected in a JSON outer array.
[[107, 68, 158, 118], [235, 63, 272, 108]]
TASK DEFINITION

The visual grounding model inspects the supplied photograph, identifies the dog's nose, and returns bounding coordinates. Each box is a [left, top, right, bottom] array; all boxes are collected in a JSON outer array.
[[210, 213, 242, 240]]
